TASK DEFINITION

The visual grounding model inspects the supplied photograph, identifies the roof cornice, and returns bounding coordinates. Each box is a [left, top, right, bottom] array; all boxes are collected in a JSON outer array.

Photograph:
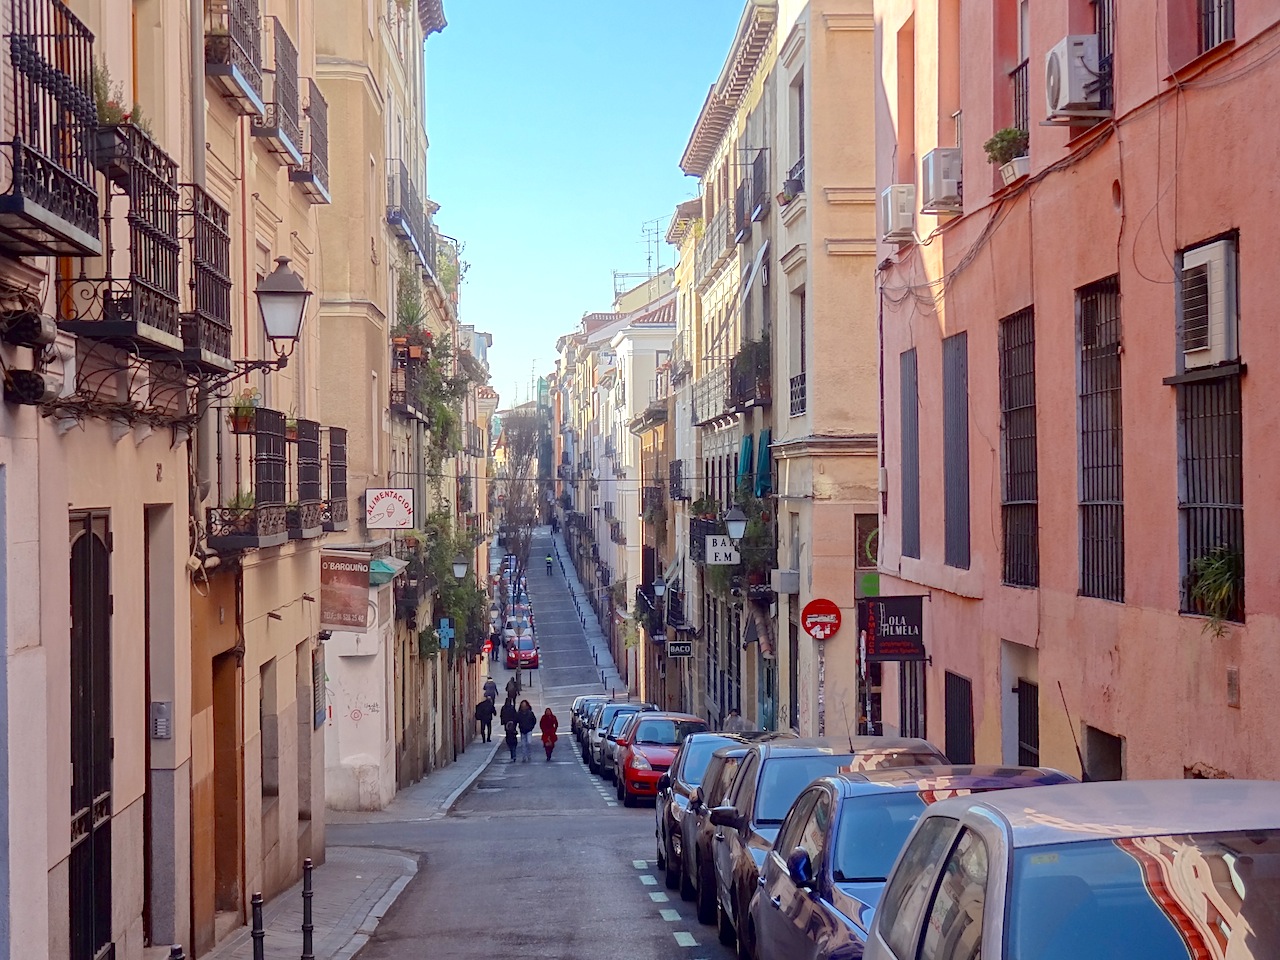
[[418, 0, 446, 36], [678, 0, 778, 177]]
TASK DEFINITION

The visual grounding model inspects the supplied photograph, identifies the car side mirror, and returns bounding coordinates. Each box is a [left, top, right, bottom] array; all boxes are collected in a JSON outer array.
[[656, 774, 671, 791], [709, 806, 741, 829], [786, 847, 815, 888], [689, 787, 703, 809]]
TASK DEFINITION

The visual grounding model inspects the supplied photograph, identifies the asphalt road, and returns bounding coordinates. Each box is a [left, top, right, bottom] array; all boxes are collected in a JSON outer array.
[[330, 532, 736, 959]]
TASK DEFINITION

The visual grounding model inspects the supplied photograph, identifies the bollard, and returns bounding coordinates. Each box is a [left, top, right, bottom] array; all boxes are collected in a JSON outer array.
[[251, 892, 265, 960], [169, 947, 186, 960], [301, 856, 315, 960]]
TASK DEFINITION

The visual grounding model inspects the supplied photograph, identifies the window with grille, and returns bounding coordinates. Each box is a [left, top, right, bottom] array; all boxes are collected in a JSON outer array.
[[943, 333, 970, 569], [1179, 375, 1243, 620], [1015, 679, 1039, 765], [900, 349, 921, 558], [1077, 276, 1124, 602], [1093, 0, 1115, 109], [1000, 309, 1039, 587], [944, 671, 974, 764], [1199, 0, 1234, 54]]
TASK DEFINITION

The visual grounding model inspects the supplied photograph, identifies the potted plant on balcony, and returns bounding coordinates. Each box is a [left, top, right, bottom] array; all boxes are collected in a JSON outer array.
[[91, 60, 152, 188], [984, 127, 1031, 187], [227, 387, 259, 433], [225, 489, 255, 535], [1187, 545, 1244, 637], [285, 411, 299, 442], [691, 494, 718, 521]]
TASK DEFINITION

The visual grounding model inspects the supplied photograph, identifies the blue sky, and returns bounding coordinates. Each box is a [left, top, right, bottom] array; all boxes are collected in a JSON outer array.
[[425, 0, 743, 407]]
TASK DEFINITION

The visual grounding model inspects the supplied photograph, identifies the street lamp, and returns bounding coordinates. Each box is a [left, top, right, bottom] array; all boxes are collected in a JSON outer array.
[[451, 554, 469, 580], [652, 576, 666, 599], [256, 257, 312, 361], [724, 506, 748, 542]]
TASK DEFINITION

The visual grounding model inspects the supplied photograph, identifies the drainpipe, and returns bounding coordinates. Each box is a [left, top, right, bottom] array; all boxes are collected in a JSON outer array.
[[191, 0, 215, 502]]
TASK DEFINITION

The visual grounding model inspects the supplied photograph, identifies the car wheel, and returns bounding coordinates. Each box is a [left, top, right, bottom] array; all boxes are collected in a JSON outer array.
[[656, 833, 666, 872], [696, 858, 717, 923], [622, 782, 636, 807], [588, 754, 599, 774], [716, 898, 736, 947], [616, 778, 624, 801], [680, 856, 696, 902], [663, 844, 680, 890], [736, 898, 754, 960]]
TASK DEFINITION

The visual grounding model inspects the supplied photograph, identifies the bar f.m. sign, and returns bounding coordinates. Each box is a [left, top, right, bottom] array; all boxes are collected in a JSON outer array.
[[857, 595, 926, 662]]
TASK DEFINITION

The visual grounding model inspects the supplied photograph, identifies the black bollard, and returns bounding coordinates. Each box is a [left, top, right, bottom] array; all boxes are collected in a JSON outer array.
[[301, 857, 315, 960], [251, 892, 265, 960], [169, 947, 185, 960]]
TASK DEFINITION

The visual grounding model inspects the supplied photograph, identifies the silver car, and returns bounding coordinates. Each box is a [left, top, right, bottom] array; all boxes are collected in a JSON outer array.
[[863, 778, 1280, 960], [587, 702, 654, 775]]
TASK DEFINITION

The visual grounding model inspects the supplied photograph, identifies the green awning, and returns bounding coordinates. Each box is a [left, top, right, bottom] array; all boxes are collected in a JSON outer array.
[[738, 433, 754, 492], [369, 557, 408, 585], [755, 428, 772, 497]]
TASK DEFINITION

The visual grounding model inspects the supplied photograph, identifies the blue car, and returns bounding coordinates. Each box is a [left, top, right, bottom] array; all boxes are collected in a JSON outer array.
[[750, 765, 1076, 960]]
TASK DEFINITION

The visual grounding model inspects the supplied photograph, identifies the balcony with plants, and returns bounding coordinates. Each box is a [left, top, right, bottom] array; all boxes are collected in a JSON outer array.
[[207, 394, 288, 551], [251, 18, 303, 166], [181, 185, 234, 372], [205, 0, 265, 116], [321, 425, 348, 532], [61, 71, 181, 356], [285, 417, 324, 539], [0, 0, 101, 257], [703, 485, 776, 600], [728, 336, 772, 412], [289, 78, 330, 204]]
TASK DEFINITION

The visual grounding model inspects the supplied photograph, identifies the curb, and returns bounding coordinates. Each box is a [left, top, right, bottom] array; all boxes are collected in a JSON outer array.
[[441, 738, 500, 814], [333, 855, 418, 960]]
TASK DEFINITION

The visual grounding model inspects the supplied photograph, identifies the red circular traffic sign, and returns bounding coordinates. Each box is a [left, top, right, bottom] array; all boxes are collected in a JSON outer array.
[[801, 598, 842, 641]]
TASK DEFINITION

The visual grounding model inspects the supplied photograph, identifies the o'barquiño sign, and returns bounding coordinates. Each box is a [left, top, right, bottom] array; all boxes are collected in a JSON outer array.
[[320, 550, 371, 633], [858, 595, 926, 662], [365, 488, 415, 529]]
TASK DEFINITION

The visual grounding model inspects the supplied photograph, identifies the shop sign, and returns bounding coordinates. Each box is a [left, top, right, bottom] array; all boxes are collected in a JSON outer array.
[[705, 535, 740, 565], [365, 487, 415, 529], [858, 595, 926, 661], [666, 640, 693, 658], [320, 550, 371, 633]]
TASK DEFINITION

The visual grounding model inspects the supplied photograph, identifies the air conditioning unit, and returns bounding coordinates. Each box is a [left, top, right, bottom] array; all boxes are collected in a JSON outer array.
[[880, 184, 916, 242], [770, 569, 800, 595], [920, 148, 962, 213], [1180, 239, 1237, 369], [1045, 35, 1102, 117]]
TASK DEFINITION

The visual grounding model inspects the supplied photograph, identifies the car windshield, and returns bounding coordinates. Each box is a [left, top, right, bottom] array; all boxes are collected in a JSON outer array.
[[682, 737, 741, 786], [1008, 830, 1280, 960], [831, 793, 929, 882], [607, 713, 635, 735], [633, 719, 707, 745], [515, 637, 535, 651], [756, 755, 855, 823]]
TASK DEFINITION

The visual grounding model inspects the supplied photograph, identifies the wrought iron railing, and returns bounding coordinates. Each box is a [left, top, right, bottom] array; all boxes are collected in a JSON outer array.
[[1010, 60, 1030, 138], [252, 18, 302, 163], [181, 185, 233, 371], [788, 156, 805, 188], [789, 372, 807, 416], [322, 426, 349, 531], [285, 418, 324, 538], [692, 365, 729, 425], [205, 0, 264, 114], [61, 124, 181, 354], [734, 178, 751, 240], [751, 148, 769, 216], [1094, 0, 1115, 110], [668, 460, 687, 500], [642, 485, 663, 514], [386, 159, 431, 269], [695, 204, 731, 286], [290, 78, 329, 202], [689, 517, 720, 564], [0, 0, 100, 256], [207, 406, 289, 550], [729, 341, 772, 410], [604, 435, 616, 458]]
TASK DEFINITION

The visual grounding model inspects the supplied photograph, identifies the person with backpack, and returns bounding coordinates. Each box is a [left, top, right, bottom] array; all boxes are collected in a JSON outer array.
[[500, 698, 519, 762], [505, 675, 521, 702]]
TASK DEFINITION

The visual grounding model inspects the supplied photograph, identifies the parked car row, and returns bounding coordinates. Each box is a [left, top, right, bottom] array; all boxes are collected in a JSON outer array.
[[649, 729, 1280, 960]]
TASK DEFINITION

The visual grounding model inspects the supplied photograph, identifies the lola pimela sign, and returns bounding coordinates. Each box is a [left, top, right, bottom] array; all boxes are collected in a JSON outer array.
[[857, 595, 926, 662]]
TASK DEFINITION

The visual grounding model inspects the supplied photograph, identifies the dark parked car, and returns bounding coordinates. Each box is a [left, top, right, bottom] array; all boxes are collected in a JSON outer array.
[[750, 765, 1076, 960], [584, 701, 655, 774], [680, 742, 757, 924], [656, 734, 744, 891], [571, 695, 608, 742], [710, 737, 948, 958]]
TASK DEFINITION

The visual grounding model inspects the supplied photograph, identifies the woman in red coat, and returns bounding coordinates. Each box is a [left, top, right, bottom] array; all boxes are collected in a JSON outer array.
[[539, 707, 559, 761]]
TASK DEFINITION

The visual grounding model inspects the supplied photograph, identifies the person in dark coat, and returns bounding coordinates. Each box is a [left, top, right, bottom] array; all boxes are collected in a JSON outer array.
[[483, 676, 499, 703], [474, 698, 496, 742], [500, 697, 517, 731], [539, 707, 559, 761], [515, 699, 537, 763], [503, 718, 518, 762], [505, 676, 521, 701]]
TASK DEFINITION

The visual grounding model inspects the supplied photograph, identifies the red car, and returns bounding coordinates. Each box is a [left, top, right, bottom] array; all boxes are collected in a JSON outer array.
[[505, 635, 539, 669], [615, 713, 708, 807]]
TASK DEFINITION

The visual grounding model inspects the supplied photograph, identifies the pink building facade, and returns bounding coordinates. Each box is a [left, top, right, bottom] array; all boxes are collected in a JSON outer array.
[[874, 0, 1280, 779]]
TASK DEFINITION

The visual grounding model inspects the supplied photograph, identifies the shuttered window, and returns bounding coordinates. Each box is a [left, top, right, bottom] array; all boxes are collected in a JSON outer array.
[[1000, 309, 1039, 586], [943, 333, 970, 569], [900, 349, 921, 558], [944, 671, 974, 764], [1077, 276, 1124, 602]]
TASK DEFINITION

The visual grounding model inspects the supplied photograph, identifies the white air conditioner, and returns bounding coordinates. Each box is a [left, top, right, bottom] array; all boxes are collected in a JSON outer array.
[[770, 569, 800, 595], [1045, 35, 1102, 117], [921, 148, 962, 212], [880, 184, 916, 242], [1180, 239, 1237, 369]]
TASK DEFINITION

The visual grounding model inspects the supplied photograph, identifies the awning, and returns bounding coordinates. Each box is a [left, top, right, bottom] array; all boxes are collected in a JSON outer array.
[[369, 557, 409, 585], [739, 240, 770, 308], [755, 427, 772, 497], [738, 433, 754, 490], [663, 553, 683, 585]]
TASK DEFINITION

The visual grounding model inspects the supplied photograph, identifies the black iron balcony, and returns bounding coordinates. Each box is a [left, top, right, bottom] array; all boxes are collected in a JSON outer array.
[[689, 517, 721, 564], [695, 204, 731, 288], [205, 0, 265, 116], [729, 339, 772, 412], [386, 159, 430, 269], [789, 372, 807, 416], [0, 0, 100, 257], [207, 406, 288, 550], [604, 435, 616, 458], [290, 78, 330, 203], [181, 185, 233, 372], [321, 426, 349, 532], [60, 124, 181, 355], [750, 148, 769, 221], [251, 18, 302, 165], [692, 365, 730, 425], [642, 485, 663, 515], [390, 345, 427, 420], [286, 418, 324, 539], [668, 459, 687, 500], [609, 519, 626, 545], [788, 156, 805, 190], [734, 178, 752, 244]]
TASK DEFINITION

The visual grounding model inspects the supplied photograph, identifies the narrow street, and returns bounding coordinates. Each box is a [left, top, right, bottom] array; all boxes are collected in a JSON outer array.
[[330, 532, 734, 959]]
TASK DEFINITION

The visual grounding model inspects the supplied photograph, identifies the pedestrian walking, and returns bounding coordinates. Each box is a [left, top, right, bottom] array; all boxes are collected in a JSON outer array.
[[546, 554, 554, 576], [516, 699, 537, 762], [503, 718, 518, 762], [723, 707, 749, 733], [474, 698, 496, 742], [539, 707, 559, 761], [483, 676, 498, 704], [505, 675, 521, 702]]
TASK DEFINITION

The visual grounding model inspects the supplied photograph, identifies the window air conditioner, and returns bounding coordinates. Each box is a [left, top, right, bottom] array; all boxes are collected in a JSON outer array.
[[880, 184, 916, 242], [1180, 239, 1237, 369], [921, 148, 963, 213], [1045, 35, 1102, 117]]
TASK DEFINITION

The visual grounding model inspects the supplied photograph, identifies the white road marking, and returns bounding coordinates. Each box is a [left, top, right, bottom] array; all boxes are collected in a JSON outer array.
[[649, 892, 669, 902], [673, 932, 698, 947], [660, 909, 681, 921], [640, 874, 658, 886], [633, 860, 648, 869]]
